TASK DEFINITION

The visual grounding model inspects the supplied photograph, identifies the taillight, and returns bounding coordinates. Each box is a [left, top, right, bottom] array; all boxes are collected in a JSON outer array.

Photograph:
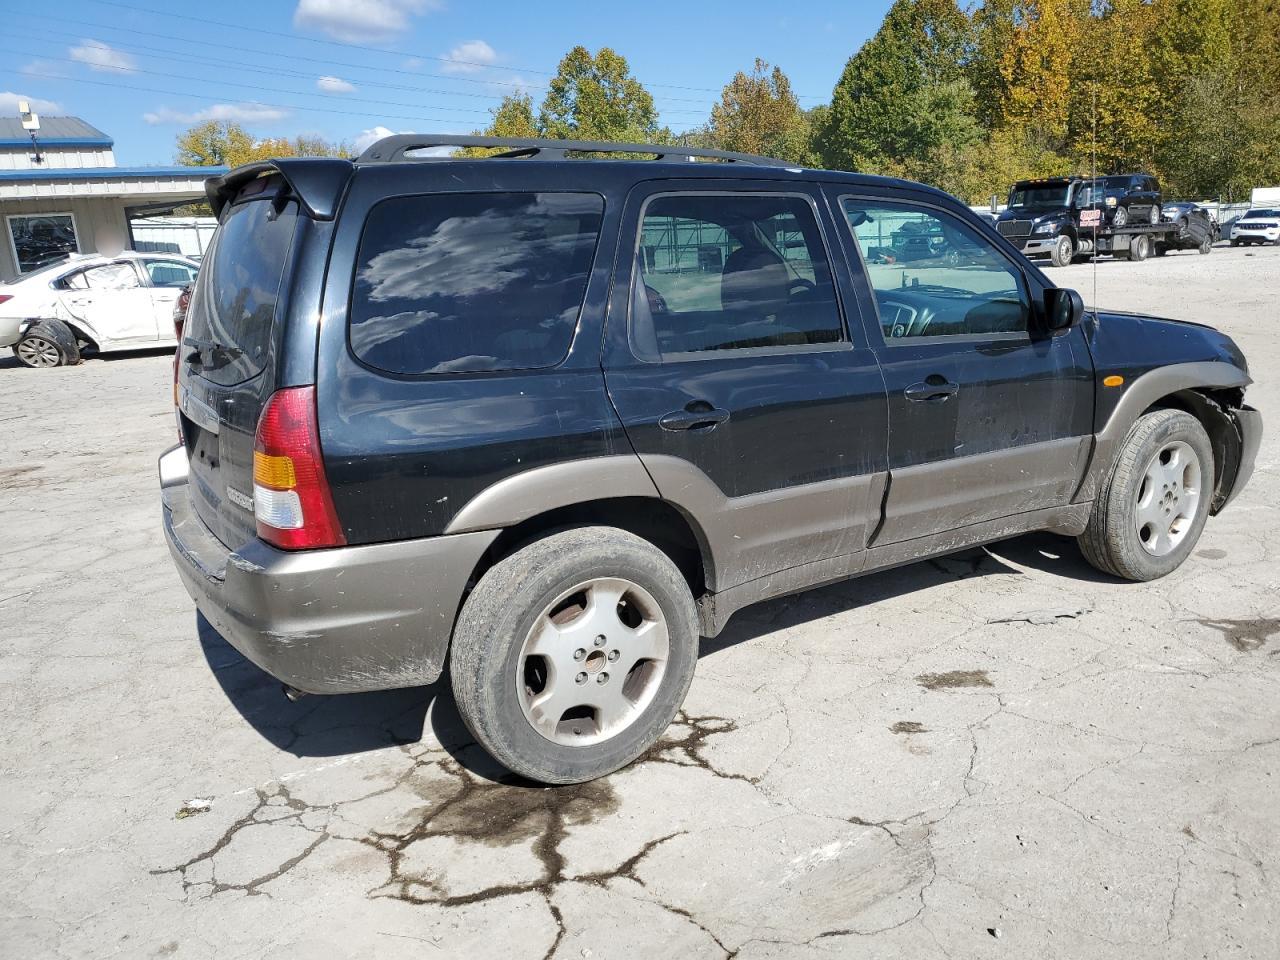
[[252, 386, 346, 550], [0, 295, 12, 306]]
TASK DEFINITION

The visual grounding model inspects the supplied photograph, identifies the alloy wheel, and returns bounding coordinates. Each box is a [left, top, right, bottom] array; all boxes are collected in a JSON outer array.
[[517, 577, 670, 746], [1134, 440, 1202, 556], [16, 336, 61, 368]]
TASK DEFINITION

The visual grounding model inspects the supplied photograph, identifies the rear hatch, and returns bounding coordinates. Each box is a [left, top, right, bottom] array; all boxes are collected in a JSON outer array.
[[178, 175, 300, 550]]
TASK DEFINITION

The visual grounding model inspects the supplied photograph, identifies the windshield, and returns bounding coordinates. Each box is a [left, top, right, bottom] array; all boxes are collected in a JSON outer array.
[[1008, 185, 1069, 209], [1243, 209, 1280, 219]]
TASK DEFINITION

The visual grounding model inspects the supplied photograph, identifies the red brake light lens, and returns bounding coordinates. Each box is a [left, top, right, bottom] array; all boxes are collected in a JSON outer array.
[[0, 295, 12, 306], [252, 386, 346, 550]]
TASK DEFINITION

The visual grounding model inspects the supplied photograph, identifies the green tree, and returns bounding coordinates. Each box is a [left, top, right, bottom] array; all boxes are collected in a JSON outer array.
[[538, 46, 666, 143], [707, 59, 813, 164], [461, 92, 540, 155], [821, 0, 979, 177], [174, 121, 350, 168]]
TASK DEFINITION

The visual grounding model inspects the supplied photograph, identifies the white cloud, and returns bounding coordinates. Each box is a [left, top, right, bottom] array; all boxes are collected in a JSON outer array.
[[0, 92, 62, 114], [354, 125, 397, 153], [143, 103, 289, 125], [20, 61, 62, 78], [69, 39, 137, 74], [293, 0, 441, 43], [440, 40, 497, 75], [317, 76, 355, 93]]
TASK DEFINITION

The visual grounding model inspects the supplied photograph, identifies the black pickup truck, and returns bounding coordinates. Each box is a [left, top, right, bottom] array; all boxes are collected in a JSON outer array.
[[996, 176, 1214, 267]]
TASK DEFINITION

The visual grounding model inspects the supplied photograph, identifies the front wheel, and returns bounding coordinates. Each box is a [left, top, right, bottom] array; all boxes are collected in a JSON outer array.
[[1078, 410, 1214, 581], [1113, 206, 1129, 228], [1199, 238, 1213, 255], [13, 319, 80, 368], [450, 526, 700, 784], [1049, 234, 1074, 268]]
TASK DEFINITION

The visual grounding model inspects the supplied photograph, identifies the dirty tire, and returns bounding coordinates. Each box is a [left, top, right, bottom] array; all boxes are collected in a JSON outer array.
[[450, 526, 699, 784], [1078, 410, 1214, 581], [1199, 237, 1213, 255], [14, 319, 80, 368]]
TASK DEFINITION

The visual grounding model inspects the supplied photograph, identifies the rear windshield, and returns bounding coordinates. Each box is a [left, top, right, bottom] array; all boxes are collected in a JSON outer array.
[[184, 181, 298, 386], [349, 191, 604, 375]]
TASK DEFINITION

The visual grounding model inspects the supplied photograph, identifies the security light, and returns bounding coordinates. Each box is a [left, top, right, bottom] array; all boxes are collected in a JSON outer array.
[[18, 100, 41, 132]]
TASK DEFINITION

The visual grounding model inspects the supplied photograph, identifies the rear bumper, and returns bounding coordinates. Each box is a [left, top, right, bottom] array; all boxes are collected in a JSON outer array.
[[0, 316, 24, 348], [1218, 406, 1263, 512], [159, 444, 499, 694]]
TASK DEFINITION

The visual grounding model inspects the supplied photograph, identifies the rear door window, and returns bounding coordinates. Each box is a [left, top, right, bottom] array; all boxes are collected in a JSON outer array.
[[631, 193, 844, 358], [349, 192, 604, 375], [183, 181, 298, 386]]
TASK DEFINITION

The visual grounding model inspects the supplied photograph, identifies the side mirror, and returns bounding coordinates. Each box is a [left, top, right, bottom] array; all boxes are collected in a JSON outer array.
[[1044, 287, 1084, 332]]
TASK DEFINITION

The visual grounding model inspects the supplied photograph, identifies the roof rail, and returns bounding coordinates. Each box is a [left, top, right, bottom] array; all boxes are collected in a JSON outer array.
[[356, 134, 786, 167]]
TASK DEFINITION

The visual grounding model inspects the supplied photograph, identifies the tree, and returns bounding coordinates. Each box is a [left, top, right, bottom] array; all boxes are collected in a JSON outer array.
[[996, 0, 1089, 152], [538, 46, 667, 143], [708, 59, 812, 164], [461, 92, 540, 155], [174, 121, 351, 168], [821, 0, 979, 176]]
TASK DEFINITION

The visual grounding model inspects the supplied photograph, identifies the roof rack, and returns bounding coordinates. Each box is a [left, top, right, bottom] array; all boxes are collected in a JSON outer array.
[[356, 134, 786, 167]]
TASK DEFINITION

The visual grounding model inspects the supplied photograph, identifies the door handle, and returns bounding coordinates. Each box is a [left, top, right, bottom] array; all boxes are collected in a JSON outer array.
[[658, 403, 730, 432], [904, 377, 959, 402]]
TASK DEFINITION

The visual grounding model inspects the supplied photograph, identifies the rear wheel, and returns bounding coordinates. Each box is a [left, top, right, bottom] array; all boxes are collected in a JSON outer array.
[[450, 526, 700, 784], [1078, 410, 1213, 581], [1130, 235, 1152, 261], [13, 319, 80, 368], [1148, 204, 1161, 225], [1199, 237, 1213, 255]]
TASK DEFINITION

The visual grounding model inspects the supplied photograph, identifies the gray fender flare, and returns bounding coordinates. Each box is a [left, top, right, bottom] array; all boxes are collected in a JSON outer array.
[[1074, 360, 1251, 503]]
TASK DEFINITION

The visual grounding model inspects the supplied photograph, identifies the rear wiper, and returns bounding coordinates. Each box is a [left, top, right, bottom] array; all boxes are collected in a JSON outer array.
[[183, 337, 243, 369]]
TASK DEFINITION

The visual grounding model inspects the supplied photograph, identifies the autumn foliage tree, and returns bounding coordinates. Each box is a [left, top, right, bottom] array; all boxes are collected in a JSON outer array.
[[706, 59, 814, 164], [175, 121, 350, 168]]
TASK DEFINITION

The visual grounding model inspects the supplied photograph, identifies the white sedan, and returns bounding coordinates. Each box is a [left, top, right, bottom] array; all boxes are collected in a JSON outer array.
[[0, 252, 199, 368]]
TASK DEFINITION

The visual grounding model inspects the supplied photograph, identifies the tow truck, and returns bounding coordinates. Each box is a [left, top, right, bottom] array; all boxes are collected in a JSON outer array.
[[995, 176, 1213, 267]]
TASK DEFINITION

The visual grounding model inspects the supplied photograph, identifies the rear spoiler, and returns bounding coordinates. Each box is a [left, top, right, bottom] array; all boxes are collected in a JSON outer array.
[[205, 157, 353, 221]]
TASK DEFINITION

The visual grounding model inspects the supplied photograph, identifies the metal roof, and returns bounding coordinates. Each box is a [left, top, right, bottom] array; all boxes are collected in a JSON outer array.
[[0, 116, 113, 148], [0, 165, 226, 182]]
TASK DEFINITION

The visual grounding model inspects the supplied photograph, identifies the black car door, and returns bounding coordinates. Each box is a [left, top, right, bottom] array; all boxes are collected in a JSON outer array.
[[827, 188, 1094, 545], [602, 180, 888, 591]]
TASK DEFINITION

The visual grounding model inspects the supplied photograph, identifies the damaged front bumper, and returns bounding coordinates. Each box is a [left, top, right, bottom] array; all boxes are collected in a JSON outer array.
[[1217, 406, 1263, 512], [159, 444, 498, 694]]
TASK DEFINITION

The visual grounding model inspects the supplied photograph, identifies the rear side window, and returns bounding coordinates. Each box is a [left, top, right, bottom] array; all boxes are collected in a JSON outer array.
[[631, 193, 843, 358], [350, 192, 604, 375], [184, 184, 298, 386]]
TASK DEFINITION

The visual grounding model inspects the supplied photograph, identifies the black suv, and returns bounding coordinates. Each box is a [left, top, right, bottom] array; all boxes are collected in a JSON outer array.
[[162, 136, 1260, 784]]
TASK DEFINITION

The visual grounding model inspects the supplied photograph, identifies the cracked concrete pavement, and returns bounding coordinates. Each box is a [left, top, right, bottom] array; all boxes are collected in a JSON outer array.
[[1, 244, 1278, 959]]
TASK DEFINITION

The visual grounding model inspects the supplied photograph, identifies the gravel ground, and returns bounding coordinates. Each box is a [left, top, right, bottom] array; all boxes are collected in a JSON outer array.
[[1, 243, 1277, 959]]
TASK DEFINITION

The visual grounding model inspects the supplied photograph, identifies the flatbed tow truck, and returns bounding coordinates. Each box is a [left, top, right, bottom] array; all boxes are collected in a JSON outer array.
[[995, 176, 1214, 267]]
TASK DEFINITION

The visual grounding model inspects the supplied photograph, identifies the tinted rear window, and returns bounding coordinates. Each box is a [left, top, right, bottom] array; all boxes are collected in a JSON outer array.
[[184, 184, 298, 386], [349, 192, 604, 375]]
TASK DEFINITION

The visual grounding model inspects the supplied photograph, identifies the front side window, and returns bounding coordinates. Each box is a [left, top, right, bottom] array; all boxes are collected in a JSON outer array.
[[7, 213, 79, 274], [842, 200, 1029, 340], [350, 192, 604, 375], [632, 193, 843, 358]]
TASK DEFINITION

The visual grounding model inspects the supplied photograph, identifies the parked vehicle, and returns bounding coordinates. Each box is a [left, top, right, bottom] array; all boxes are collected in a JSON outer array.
[[998, 176, 1198, 266], [1229, 209, 1280, 246], [160, 137, 1261, 784], [0, 252, 200, 368]]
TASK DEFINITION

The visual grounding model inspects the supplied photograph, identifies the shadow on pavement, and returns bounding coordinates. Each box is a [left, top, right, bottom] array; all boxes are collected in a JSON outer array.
[[196, 613, 510, 782]]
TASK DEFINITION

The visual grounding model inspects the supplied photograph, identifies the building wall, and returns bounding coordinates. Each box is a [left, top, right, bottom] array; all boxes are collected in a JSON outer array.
[[0, 197, 130, 281], [130, 217, 218, 258], [0, 147, 116, 171]]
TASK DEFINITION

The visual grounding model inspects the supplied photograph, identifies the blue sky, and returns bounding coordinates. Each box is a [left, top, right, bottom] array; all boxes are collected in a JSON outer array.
[[1, 0, 893, 165]]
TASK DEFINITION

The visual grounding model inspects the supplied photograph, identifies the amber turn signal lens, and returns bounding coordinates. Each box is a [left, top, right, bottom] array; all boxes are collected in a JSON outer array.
[[253, 450, 298, 490], [1103, 375, 1125, 387]]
